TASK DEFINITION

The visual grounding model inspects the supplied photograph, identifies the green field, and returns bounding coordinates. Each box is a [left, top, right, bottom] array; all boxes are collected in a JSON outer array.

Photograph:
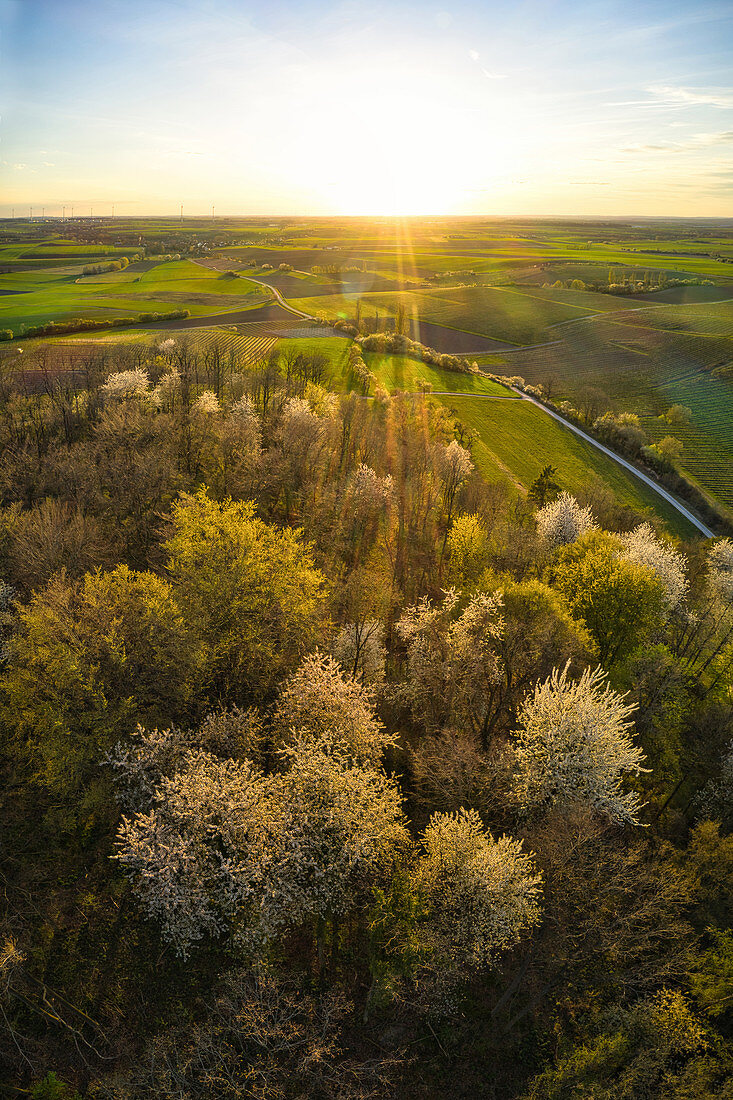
[[440, 395, 695, 537], [3, 216, 731, 531], [0, 256, 265, 334], [474, 301, 733, 515]]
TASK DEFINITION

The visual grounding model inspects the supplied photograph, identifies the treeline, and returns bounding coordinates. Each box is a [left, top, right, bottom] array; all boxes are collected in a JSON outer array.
[[0, 339, 732, 1097], [516, 379, 730, 534], [543, 271, 715, 296], [81, 255, 139, 275], [16, 309, 190, 339]]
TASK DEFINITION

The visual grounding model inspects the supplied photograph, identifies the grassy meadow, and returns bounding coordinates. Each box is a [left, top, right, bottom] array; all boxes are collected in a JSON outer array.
[[2, 214, 732, 529]]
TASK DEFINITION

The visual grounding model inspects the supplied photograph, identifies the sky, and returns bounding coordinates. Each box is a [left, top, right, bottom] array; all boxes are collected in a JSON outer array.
[[1, 0, 732, 217]]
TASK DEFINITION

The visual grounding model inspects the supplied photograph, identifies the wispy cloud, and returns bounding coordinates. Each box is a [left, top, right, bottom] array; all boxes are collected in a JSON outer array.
[[622, 131, 733, 153], [646, 85, 733, 109], [468, 49, 506, 80]]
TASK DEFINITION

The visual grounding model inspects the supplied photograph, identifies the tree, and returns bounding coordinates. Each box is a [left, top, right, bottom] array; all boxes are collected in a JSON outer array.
[[523, 990, 722, 1100], [2, 565, 201, 793], [536, 491, 596, 548], [115, 740, 409, 960], [446, 513, 489, 584], [484, 578, 595, 740], [164, 490, 326, 702], [2, 499, 110, 593], [553, 530, 666, 666], [434, 440, 474, 532], [332, 619, 386, 686], [528, 465, 561, 508], [620, 522, 688, 612], [415, 808, 542, 971], [395, 588, 504, 738], [511, 663, 645, 824], [272, 651, 396, 763], [101, 368, 152, 401], [708, 539, 733, 601]]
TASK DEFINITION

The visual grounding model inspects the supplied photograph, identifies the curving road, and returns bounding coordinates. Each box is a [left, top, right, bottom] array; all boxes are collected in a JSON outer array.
[[190, 258, 715, 538], [245, 276, 314, 319], [509, 386, 714, 538]]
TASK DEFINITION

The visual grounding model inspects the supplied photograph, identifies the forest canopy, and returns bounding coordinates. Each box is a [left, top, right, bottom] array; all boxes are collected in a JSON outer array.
[[1, 339, 732, 1099]]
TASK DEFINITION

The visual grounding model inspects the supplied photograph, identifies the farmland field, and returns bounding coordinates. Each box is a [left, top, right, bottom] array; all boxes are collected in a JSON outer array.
[[440, 395, 696, 537], [2, 215, 731, 531]]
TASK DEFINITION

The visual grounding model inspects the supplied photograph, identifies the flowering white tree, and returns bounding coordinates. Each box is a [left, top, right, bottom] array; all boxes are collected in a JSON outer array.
[[512, 664, 645, 825], [194, 390, 220, 415], [105, 724, 194, 811], [101, 368, 151, 401], [272, 651, 395, 762], [229, 394, 260, 435], [396, 589, 504, 738], [708, 539, 733, 601], [332, 619, 386, 686], [536, 491, 596, 548], [105, 710, 264, 813], [153, 367, 181, 408], [279, 396, 321, 441], [114, 741, 408, 958], [434, 440, 474, 525], [349, 464, 393, 515], [416, 808, 542, 968], [273, 738, 408, 946], [115, 751, 281, 956], [620, 523, 688, 611]]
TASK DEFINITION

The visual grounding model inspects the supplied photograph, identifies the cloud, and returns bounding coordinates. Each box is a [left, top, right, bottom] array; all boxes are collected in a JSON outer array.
[[646, 85, 733, 109], [622, 131, 733, 154], [468, 48, 505, 79]]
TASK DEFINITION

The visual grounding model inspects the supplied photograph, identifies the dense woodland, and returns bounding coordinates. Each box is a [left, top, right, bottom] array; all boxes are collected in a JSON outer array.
[[1, 339, 733, 1099]]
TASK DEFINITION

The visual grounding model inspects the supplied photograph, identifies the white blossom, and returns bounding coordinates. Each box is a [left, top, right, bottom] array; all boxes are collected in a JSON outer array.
[[349, 464, 393, 515], [227, 395, 262, 456], [707, 539, 733, 602], [101, 368, 151, 400], [115, 752, 278, 956], [194, 389, 220, 414], [114, 743, 408, 958], [436, 439, 474, 485], [396, 589, 503, 736], [273, 651, 396, 762], [104, 724, 194, 812], [512, 663, 645, 825], [332, 620, 386, 686], [417, 808, 542, 968], [620, 523, 688, 611], [153, 367, 181, 405], [536, 491, 596, 548]]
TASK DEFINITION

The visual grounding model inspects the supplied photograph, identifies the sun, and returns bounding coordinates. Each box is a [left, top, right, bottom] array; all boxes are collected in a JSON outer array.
[[328, 166, 458, 217]]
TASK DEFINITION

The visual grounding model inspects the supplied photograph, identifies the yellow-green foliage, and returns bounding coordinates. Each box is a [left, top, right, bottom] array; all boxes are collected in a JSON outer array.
[[164, 489, 327, 700], [2, 565, 200, 793], [552, 530, 666, 666], [446, 513, 490, 584]]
